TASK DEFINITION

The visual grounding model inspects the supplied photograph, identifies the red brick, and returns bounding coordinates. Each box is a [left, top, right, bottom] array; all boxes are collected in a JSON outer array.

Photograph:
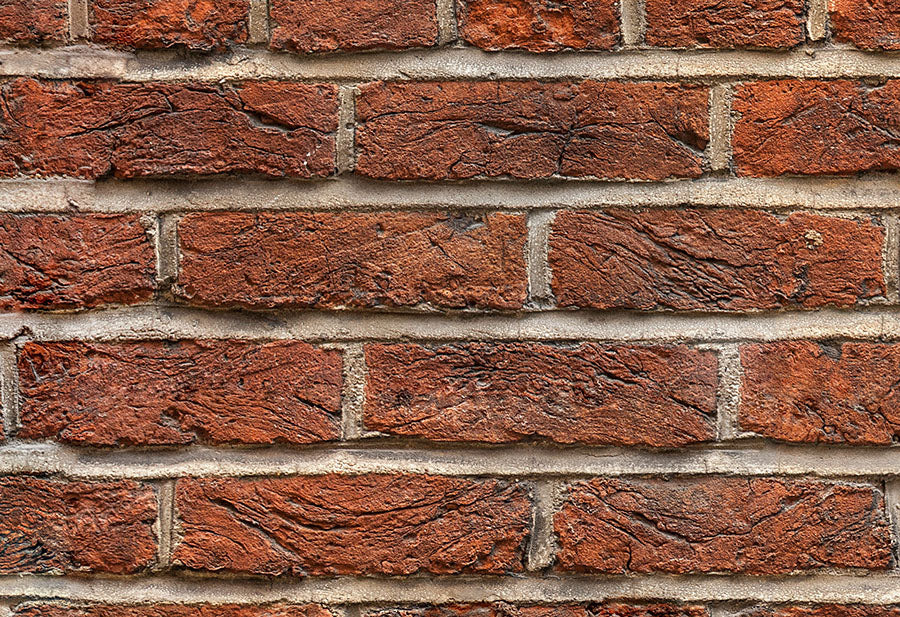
[[91, 0, 249, 50], [0, 476, 157, 574], [367, 605, 708, 617], [831, 0, 900, 50], [270, 0, 437, 53], [176, 212, 526, 311], [549, 209, 885, 311], [174, 474, 530, 576], [355, 81, 709, 181], [740, 341, 900, 445], [555, 477, 892, 574], [364, 342, 717, 446], [15, 606, 335, 617], [0, 214, 156, 311], [0, 0, 66, 44], [743, 607, 900, 617], [457, 0, 618, 51], [734, 80, 900, 177], [645, 0, 805, 48], [0, 79, 337, 179], [17, 340, 341, 446]]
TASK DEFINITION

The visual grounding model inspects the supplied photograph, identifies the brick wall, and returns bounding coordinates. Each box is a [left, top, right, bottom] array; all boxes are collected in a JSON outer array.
[[2, 0, 900, 614]]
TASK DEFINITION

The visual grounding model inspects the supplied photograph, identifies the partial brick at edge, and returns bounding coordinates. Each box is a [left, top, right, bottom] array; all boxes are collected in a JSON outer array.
[[549, 209, 885, 311], [367, 605, 709, 617], [831, 0, 900, 50], [0, 477, 157, 574], [364, 342, 717, 446], [0, 0, 66, 44], [555, 477, 892, 574], [173, 475, 531, 576], [176, 211, 527, 311], [355, 81, 709, 181]]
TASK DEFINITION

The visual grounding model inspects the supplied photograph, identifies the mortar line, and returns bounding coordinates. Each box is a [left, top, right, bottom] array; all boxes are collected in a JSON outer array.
[[807, 0, 828, 42], [883, 215, 900, 304], [436, 0, 459, 45], [714, 344, 742, 441], [155, 214, 181, 300], [708, 84, 734, 173], [340, 343, 367, 440], [526, 480, 563, 571], [526, 210, 556, 310], [336, 85, 358, 175], [248, 0, 270, 44], [620, 0, 645, 48], [0, 343, 18, 439], [155, 480, 176, 570], [67, 0, 89, 41]]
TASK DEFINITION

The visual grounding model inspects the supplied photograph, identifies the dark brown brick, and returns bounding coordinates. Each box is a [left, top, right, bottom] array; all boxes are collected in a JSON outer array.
[[549, 209, 885, 311], [734, 80, 900, 177], [0, 79, 337, 179], [18, 340, 342, 446], [0, 476, 157, 574], [555, 477, 892, 574], [270, 0, 437, 53], [457, 0, 618, 51], [355, 81, 709, 181], [174, 475, 531, 576], [91, 0, 250, 50], [0, 214, 156, 311], [831, 0, 900, 50], [176, 211, 527, 311], [645, 0, 805, 48], [364, 342, 717, 446]]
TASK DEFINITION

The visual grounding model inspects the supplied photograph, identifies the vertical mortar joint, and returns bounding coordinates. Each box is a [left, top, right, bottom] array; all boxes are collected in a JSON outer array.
[[620, 0, 646, 48], [709, 84, 735, 174], [68, 0, 90, 40], [526, 480, 563, 572], [437, 0, 459, 46], [336, 85, 358, 175], [341, 343, 367, 440], [526, 210, 557, 310], [249, 0, 270, 44]]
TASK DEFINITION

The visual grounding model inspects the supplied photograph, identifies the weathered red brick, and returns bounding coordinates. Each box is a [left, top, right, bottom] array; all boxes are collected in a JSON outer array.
[[364, 342, 717, 446], [0, 214, 156, 311], [174, 474, 531, 576], [18, 340, 342, 446], [355, 81, 709, 181], [0, 79, 337, 179], [555, 477, 892, 574], [743, 607, 900, 617], [457, 0, 618, 51], [831, 0, 900, 50], [15, 605, 335, 617], [0, 476, 157, 574], [645, 0, 805, 48], [91, 0, 249, 50], [0, 0, 66, 44], [176, 212, 526, 311], [367, 604, 708, 617], [270, 0, 437, 53], [549, 209, 885, 311], [740, 341, 900, 445], [734, 80, 900, 177]]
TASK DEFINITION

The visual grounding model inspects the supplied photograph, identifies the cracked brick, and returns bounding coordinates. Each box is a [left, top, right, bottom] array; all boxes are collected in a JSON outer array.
[[355, 81, 709, 181], [364, 342, 717, 446], [173, 475, 531, 576], [17, 340, 342, 446]]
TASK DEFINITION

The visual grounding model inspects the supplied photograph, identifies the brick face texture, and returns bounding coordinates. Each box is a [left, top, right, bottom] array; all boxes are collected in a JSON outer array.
[[364, 343, 718, 446], [174, 475, 531, 576], [355, 81, 710, 181], [6, 0, 900, 610], [457, 0, 619, 51]]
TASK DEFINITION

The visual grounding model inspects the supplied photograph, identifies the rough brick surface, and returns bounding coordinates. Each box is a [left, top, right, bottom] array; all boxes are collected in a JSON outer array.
[[457, 0, 618, 51], [17, 340, 342, 446], [355, 81, 709, 181], [0, 79, 337, 179], [831, 0, 900, 50], [177, 212, 527, 310], [734, 80, 900, 177], [91, 0, 250, 50], [16, 606, 335, 617], [174, 475, 531, 576], [549, 209, 885, 311], [364, 343, 717, 446], [645, 0, 805, 48], [368, 605, 709, 617], [0, 0, 66, 44], [270, 0, 437, 53], [740, 341, 900, 445], [0, 477, 157, 574], [555, 477, 892, 574], [743, 607, 900, 617], [0, 214, 156, 311]]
